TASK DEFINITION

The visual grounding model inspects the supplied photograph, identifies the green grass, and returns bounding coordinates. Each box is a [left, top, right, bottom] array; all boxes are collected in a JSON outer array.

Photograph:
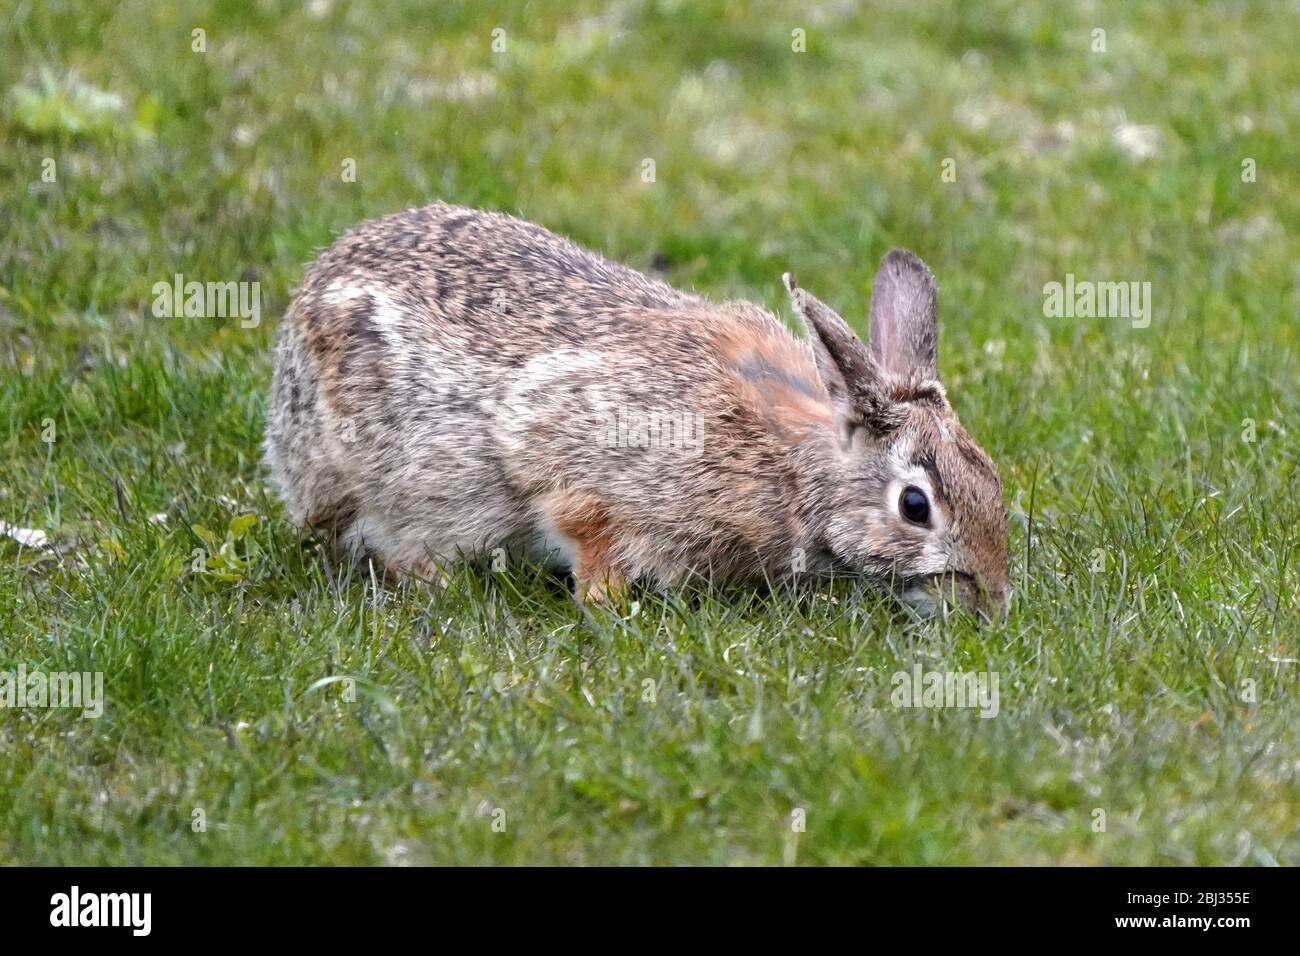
[[1, 0, 1297, 865]]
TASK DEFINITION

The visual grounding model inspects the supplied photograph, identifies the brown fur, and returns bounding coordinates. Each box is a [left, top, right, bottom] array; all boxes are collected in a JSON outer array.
[[265, 202, 1009, 618], [540, 491, 623, 599]]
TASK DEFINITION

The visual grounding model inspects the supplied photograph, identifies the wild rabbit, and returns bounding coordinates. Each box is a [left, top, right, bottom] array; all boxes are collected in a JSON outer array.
[[265, 202, 1009, 618]]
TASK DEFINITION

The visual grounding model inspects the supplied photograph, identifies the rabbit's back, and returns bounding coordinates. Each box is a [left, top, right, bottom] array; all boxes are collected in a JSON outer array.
[[294, 202, 700, 359], [266, 202, 826, 581]]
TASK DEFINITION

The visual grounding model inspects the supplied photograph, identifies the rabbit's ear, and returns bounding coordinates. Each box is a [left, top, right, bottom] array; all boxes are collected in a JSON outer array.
[[783, 273, 872, 407], [783, 273, 893, 430], [868, 249, 938, 380]]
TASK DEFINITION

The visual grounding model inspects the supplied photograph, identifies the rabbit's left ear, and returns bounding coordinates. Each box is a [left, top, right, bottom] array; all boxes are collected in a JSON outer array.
[[783, 273, 901, 434], [868, 249, 938, 380], [782, 273, 873, 413]]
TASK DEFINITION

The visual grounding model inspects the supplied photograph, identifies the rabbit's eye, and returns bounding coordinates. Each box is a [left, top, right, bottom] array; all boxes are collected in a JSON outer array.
[[899, 486, 930, 525]]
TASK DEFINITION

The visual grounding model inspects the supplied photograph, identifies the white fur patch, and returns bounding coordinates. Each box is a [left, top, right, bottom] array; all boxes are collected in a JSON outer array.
[[368, 289, 404, 329], [886, 436, 950, 576], [525, 515, 578, 571], [323, 282, 403, 335], [491, 348, 605, 455], [323, 279, 367, 308]]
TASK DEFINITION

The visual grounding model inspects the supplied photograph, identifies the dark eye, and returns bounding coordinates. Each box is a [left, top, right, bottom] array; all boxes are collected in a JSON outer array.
[[899, 486, 930, 525]]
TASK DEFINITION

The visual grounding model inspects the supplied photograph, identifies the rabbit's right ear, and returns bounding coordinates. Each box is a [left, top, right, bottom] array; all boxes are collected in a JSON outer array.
[[868, 249, 938, 381], [783, 273, 898, 433]]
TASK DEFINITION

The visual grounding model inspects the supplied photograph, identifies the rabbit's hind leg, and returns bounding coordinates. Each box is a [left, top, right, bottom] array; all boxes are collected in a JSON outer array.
[[336, 510, 455, 585]]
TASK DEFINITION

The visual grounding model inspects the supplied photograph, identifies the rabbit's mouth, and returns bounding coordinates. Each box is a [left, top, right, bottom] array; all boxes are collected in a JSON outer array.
[[898, 581, 942, 618], [897, 571, 997, 623]]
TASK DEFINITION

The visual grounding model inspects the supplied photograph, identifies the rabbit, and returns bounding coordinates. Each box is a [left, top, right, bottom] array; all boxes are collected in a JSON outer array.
[[265, 201, 1009, 619]]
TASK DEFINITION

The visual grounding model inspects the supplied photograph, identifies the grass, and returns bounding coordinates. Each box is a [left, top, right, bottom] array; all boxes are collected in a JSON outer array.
[[1, 0, 1297, 865]]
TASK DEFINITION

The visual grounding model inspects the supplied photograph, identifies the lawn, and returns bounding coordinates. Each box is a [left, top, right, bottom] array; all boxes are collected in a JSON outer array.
[[1, 0, 1297, 865]]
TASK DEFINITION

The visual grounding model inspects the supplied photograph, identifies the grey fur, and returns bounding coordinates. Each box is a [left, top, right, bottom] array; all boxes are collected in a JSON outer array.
[[265, 202, 1009, 616]]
